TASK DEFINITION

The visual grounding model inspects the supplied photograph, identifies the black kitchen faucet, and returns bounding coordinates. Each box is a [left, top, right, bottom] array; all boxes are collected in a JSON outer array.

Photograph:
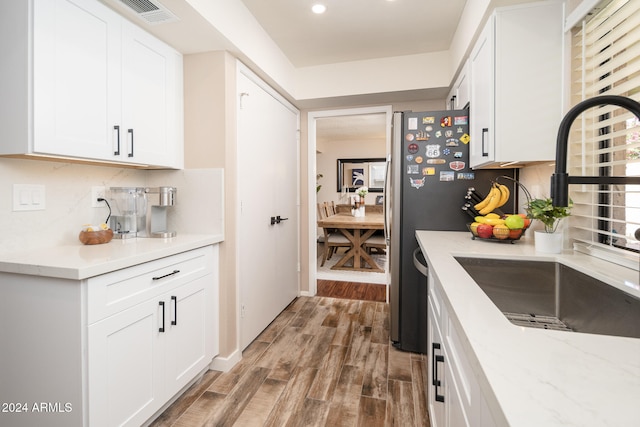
[[550, 95, 640, 207]]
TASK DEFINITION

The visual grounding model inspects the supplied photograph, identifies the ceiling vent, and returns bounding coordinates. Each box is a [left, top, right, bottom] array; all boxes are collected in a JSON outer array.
[[116, 0, 179, 25]]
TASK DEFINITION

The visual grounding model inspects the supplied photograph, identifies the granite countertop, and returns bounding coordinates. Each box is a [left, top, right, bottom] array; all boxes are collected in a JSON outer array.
[[0, 233, 224, 280], [415, 230, 640, 427]]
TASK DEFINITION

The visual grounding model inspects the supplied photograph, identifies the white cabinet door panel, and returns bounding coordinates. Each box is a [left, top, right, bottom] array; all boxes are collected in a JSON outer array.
[[33, 0, 120, 159], [89, 298, 164, 427], [121, 21, 181, 167], [165, 278, 210, 391]]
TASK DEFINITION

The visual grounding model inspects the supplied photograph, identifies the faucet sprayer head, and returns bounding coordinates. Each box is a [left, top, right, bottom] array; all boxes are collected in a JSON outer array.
[[550, 95, 640, 207]]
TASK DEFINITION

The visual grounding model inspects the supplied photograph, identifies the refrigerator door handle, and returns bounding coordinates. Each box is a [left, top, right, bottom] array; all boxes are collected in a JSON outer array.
[[412, 248, 428, 277], [384, 154, 391, 244]]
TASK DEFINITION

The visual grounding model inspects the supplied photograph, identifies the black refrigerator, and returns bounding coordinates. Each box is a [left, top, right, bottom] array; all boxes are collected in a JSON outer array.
[[386, 109, 518, 353]]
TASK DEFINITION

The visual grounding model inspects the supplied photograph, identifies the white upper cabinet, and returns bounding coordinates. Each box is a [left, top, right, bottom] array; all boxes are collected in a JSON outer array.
[[469, 1, 563, 169], [447, 59, 470, 111], [120, 20, 183, 167], [0, 0, 183, 169]]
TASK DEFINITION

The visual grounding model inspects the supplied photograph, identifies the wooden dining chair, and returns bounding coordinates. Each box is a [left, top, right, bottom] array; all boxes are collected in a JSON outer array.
[[364, 234, 387, 255], [317, 203, 351, 266]]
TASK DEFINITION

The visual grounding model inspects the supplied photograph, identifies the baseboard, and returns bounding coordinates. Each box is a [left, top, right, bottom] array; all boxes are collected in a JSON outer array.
[[209, 348, 242, 372], [299, 290, 314, 297]]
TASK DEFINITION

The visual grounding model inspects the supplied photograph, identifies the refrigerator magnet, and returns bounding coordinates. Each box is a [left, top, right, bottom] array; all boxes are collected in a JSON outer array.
[[422, 116, 435, 124], [406, 133, 415, 141], [408, 117, 418, 130], [440, 171, 455, 181], [460, 133, 470, 144], [446, 138, 459, 146], [440, 116, 452, 127], [409, 177, 425, 189], [407, 143, 419, 154], [457, 172, 475, 180], [407, 164, 419, 174], [425, 144, 441, 158], [415, 156, 424, 164], [449, 161, 465, 171], [422, 167, 436, 176], [454, 116, 468, 125]]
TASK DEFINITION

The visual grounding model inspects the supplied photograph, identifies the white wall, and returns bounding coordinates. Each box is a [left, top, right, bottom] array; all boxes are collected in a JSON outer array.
[[0, 158, 223, 255]]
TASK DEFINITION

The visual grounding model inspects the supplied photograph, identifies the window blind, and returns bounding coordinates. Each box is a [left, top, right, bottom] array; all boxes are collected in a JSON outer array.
[[570, 0, 640, 268]]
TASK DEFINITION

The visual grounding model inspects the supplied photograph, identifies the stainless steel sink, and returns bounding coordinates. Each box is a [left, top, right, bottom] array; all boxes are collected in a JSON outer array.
[[454, 257, 640, 339]]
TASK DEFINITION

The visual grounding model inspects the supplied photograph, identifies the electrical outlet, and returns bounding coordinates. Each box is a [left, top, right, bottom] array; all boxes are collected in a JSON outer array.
[[91, 186, 106, 208]]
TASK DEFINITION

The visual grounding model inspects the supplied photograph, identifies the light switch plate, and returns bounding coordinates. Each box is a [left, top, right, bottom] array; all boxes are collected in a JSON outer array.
[[13, 184, 46, 211]]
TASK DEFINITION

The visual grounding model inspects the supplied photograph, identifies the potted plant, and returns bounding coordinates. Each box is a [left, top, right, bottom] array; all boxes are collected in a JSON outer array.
[[525, 197, 572, 253]]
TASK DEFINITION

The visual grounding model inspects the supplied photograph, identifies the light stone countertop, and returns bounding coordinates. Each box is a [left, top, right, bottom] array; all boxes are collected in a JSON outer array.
[[0, 233, 224, 280], [415, 230, 640, 427]]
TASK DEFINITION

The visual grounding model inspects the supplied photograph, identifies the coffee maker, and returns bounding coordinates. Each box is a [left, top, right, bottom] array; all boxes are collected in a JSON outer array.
[[144, 186, 177, 238], [108, 186, 177, 238], [108, 187, 147, 239]]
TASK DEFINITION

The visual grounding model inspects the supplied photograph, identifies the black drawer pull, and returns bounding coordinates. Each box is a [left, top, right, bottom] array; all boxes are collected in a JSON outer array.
[[152, 270, 180, 281]]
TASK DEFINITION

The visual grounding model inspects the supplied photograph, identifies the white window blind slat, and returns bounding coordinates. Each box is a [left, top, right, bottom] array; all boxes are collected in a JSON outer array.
[[570, 0, 640, 262]]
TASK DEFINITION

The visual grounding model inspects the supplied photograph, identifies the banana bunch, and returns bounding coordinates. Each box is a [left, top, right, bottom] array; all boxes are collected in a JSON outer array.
[[474, 182, 510, 215]]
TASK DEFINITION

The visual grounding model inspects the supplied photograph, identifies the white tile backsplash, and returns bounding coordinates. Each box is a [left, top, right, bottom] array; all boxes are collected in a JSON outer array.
[[0, 158, 223, 254]]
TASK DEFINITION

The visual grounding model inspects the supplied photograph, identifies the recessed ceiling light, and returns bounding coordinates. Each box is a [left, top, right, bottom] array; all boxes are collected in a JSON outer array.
[[312, 4, 327, 14]]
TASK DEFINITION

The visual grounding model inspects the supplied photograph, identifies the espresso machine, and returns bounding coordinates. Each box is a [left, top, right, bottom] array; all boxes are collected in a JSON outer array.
[[108, 186, 177, 238]]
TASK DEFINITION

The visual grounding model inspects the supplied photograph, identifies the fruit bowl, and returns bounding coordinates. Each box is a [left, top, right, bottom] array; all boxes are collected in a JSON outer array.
[[467, 223, 526, 243], [79, 229, 113, 245]]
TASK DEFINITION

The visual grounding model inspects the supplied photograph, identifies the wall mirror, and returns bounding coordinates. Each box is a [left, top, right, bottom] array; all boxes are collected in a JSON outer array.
[[336, 158, 385, 192]]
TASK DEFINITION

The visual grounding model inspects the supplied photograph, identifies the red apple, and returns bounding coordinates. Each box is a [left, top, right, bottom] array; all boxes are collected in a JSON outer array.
[[477, 224, 494, 239]]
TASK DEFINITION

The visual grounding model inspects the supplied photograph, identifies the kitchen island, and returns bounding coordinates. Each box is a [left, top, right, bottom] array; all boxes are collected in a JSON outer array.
[[416, 230, 640, 426], [0, 234, 223, 427]]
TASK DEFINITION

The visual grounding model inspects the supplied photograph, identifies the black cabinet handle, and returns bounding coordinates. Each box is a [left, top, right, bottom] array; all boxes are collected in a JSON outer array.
[[435, 354, 445, 402], [432, 342, 441, 386], [481, 128, 489, 157], [432, 342, 445, 402], [451, 95, 457, 108], [171, 296, 177, 326], [127, 128, 134, 157], [113, 125, 120, 155], [152, 270, 180, 281], [159, 301, 165, 332]]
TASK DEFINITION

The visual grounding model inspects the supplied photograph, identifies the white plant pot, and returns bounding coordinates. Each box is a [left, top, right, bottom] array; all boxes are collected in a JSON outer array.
[[534, 230, 563, 253]]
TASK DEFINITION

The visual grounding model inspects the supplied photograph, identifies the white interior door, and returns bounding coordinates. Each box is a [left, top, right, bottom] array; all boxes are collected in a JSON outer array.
[[237, 66, 299, 350]]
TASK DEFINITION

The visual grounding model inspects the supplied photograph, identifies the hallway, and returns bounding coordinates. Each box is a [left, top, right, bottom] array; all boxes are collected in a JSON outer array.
[[151, 296, 429, 426]]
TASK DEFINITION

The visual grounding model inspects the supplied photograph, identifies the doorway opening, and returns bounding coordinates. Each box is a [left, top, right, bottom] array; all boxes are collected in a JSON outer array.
[[307, 106, 393, 297]]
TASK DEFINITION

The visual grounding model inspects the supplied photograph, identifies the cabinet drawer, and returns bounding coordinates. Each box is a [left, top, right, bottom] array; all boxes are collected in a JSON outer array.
[[88, 246, 214, 324]]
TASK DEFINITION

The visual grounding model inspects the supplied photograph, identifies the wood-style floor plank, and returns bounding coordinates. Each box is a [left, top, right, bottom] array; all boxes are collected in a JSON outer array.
[[153, 296, 430, 427]]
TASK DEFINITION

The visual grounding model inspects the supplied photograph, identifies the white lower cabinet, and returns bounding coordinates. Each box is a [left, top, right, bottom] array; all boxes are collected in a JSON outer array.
[[0, 245, 218, 427], [88, 245, 218, 427], [427, 272, 497, 427]]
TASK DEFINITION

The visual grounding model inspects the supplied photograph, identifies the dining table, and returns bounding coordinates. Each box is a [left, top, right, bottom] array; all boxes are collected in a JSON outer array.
[[317, 212, 385, 272]]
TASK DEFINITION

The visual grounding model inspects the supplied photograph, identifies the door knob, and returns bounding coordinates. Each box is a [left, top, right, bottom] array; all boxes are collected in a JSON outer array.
[[270, 216, 289, 225]]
